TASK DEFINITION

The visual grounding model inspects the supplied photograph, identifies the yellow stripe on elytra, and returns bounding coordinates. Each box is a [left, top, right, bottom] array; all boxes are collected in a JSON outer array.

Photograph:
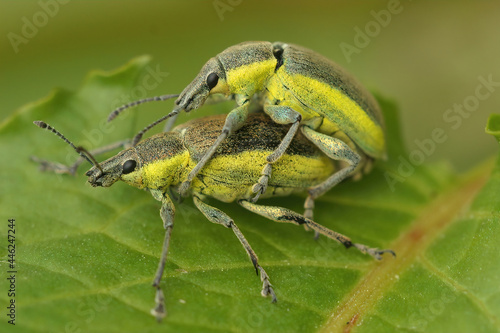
[[191, 150, 334, 203], [141, 151, 190, 190], [279, 72, 385, 158], [226, 59, 276, 95]]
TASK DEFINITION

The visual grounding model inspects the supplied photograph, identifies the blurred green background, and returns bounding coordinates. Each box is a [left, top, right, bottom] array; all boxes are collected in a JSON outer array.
[[1, 0, 500, 171]]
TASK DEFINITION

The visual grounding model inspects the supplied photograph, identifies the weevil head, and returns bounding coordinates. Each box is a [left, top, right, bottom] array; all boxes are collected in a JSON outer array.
[[176, 41, 276, 111], [175, 57, 228, 112], [86, 148, 143, 188], [86, 132, 189, 191]]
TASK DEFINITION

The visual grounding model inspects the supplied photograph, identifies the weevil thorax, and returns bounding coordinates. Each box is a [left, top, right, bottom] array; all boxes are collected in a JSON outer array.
[[217, 41, 276, 96], [86, 132, 190, 191], [175, 42, 276, 111]]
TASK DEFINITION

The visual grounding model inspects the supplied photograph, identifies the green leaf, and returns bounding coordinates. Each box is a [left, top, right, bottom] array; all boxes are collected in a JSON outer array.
[[1, 58, 498, 333], [486, 114, 500, 143]]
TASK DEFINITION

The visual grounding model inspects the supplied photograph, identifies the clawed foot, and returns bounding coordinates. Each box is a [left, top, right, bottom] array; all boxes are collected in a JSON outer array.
[[150, 286, 166, 322], [251, 181, 267, 203], [251, 164, 272, 203], [258, 266, 277, 303], [354, 243, 396, 260]]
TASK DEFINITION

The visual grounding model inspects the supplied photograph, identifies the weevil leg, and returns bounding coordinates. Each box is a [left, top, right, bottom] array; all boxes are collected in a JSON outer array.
[[303, 196, 319, 239], [178, 102, 250, 197], [163, 95, 233, 132], [150, 189, 176, 321], [251, 105, 302, 202], [239, 200, 395, 260], [31, 139, 131, 175], [193, 196, 277, 303], [300, 126, 364, 239]]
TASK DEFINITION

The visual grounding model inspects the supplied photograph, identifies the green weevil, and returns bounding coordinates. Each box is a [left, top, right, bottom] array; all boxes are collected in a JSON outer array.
[[34, 113, 393, 320], [108, 41, 385, 224]]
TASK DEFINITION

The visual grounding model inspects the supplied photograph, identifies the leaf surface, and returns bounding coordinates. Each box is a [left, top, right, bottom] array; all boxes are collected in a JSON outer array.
[[0, 58, 498, 333]]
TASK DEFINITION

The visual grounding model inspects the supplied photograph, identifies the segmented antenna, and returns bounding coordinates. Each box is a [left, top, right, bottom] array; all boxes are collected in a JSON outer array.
[[33, 121, 104, 174], [75, 147, 104, 174], [131, 108, 181, 146], [107, 94, 180, 122]]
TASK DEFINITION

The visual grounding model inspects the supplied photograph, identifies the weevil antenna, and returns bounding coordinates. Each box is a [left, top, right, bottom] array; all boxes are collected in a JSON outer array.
[[75, 146, 104, 174], [131, 107, 182, 146], [33, 121, 103, 173], [107, 94, 180, 122]]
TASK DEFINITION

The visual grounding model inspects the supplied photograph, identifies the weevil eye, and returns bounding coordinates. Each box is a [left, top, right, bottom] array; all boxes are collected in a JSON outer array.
[[122, 160, 137, 174], [206, 73, 219, 90]]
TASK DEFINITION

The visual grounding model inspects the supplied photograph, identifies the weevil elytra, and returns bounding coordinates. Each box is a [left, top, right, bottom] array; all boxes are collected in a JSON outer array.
[[108, 41, 385, 222], [34, 113, 394, 321]]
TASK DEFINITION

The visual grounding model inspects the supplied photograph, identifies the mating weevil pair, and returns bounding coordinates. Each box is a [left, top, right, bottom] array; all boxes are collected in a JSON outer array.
[[34, 41, 394, 320], [110, 41, 385, 213]]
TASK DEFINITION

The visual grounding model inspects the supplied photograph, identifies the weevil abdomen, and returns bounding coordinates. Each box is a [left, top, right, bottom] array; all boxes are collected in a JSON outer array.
[[192, 150, 334, 203], [267, 42, 385, 159], [175, 114, 335, 202]]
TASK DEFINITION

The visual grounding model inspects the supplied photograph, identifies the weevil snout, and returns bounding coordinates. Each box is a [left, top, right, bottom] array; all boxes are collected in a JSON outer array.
[[175, 84, 208, 112], [85, 166, 118, 187], [175, 58, 226, 112], [85, 168, 102, 186]]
